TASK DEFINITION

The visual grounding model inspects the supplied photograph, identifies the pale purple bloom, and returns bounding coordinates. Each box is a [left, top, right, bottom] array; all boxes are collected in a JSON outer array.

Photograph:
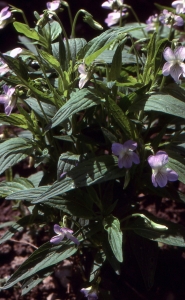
[[81, 287, 98, 300], [78, 63, 90, 89], [105, 10, 126, 26], [0, 6, 11, 29], [101, 0, 123, 10], [46, 1, 60, 11], [159, 9, 184, 27], [0, 47, 22, 76], [50, 224, 80, 245], [146, 14, 158, 32], [172, 0, 185, 13], [147, 151, 178, 188], [0, 85, 16, 116], [112, 140, 140, 169], [162, 46, 185, 83]]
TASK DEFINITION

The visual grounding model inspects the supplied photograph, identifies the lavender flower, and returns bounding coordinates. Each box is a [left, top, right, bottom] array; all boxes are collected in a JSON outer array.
[[172, 0, 185, 14], [78, 63, 90, 89], [0, 85, 16, 116], [0, 47, 22, 76], [159, 9, 184, 27], [0, 6, 11, 29], [101, 0, 123, 10], [147, 151, 178, 188], [145, 14, 158, 32], [112, 140, 140, 169], [105, 10, 126, 26], [162, 46, 185, 83], [50, 224, 80, 245], [46, 0, 60, 11], [81, 287, 98, 300]]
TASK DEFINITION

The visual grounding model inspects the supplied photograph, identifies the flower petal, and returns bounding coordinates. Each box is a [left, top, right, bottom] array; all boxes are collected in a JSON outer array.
[[66, 233, 80, 245], [50, 234, 64, 244], [147, 151, 168, 168], [155, 171, 168, 187], [151, 174, 158, 187], [131, 152, 140, 164], [101, 1, 112, 9], [112, 143, 124, 156], [10, 47, 22, 58], [118, 153, 133, 168], [169, 63, 183, 83], [174, 46, 185, 60], [0, 95, 8, 104], [123, 140, 138, 151], [162, 61, 172, 76], [5, 103, 14, 116], [163, 47, 176, 62], [53, 224, 63, 234], [166, 169, 178, 182]]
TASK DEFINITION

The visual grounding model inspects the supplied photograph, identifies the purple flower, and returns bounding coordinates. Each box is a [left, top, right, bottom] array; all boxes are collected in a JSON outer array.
[[112, 140, 140, 169], [0, 6, 11, 29], [145, 14, 158, 32], [159, 9, 184, 27], [50, 224, 80, 245], [102, 0, 123, 10], [78, 63, 90, 89], [105, 10, 126, 27], [0, 47, 22, 76], [172, 1, 185, 13], [162, 46, 185, 83], [0, 85, 16, 116], [147, 151, 178, 188], [81, 287, 98, 300], [46, 1, 60, 11]]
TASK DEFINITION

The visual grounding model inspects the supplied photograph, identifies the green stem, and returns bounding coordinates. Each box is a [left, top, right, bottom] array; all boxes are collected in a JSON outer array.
[[124, 4, 147, 38], [10, 5, 29, 26], [159, 75, 166, 92], [71, 9, 82, 38]]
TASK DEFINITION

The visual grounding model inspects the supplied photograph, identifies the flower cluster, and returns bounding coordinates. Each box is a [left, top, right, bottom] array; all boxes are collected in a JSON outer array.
[[101, 0, 127, 27], [112, 141, 178, 188]]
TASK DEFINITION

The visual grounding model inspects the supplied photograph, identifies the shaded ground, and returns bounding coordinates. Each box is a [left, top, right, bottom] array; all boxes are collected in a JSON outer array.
[[1, 191, 185, 299]]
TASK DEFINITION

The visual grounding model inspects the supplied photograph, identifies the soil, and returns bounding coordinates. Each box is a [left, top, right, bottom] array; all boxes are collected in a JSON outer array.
[[1, 184, 185, 300]]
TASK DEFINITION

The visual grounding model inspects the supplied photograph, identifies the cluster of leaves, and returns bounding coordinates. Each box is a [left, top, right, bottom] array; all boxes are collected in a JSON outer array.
[[1, 0, 185, 297]]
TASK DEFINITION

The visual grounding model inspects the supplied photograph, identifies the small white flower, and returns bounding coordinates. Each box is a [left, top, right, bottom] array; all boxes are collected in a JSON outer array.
[[172, 0, 185, 13], [105, 10, 126, 27], [162, 46, 185, 83], [78, 63, 91, 89]]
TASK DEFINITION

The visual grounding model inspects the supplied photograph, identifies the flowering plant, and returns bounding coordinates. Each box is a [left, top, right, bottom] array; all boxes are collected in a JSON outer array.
[[1, 0, 185, 298]]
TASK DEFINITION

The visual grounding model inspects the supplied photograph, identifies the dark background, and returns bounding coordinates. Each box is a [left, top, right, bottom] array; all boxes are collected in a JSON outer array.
[[0, 0, 171, 52]]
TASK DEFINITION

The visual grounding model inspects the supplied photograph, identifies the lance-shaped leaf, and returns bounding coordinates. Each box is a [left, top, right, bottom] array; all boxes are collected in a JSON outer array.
[[0, 138, 34, 175], [13, 22, 47, 47], [126, 213, 185, 247], [47, 88, 102, 130], [0, 114, 28, 129], [128, 94, 185, 119], [15, 155, 124, 203], [0, 178, 34, 198], [3, 242, 77, 290], [103, 215, 123, 262]]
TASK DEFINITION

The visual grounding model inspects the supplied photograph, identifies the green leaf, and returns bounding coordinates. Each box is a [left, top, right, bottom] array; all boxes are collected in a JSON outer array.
[[28, 171, 44, 188], [128, 94, 185, 119], [129, 232, 158, 290], [3, 242, 77, 290], [0, 178, 34, 198], [102, 233, 120, 274], [25, 97, 57, 120], [107, 96, 135, 139], [0, 215, 45, 244], [57, 152, 80, 180], [64, 38, 87, 64], [33, 155, 125, 203], [39, 50, 62, 76], [13, 22, 47, 47], [127, 213, 185, 247], [0, 114, 28, 129], [47, 88, 102, 129], [109, 44, 122, 81], [43, 21, 62, 41], [168, 151, 185, 184], [96, 49, 138, 65], [103, 215, 123, 262], [0, 138, 34, 175]]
